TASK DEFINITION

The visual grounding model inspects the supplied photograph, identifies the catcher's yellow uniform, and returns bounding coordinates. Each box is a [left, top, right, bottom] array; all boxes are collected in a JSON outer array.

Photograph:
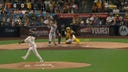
[[65, 27, 73, 39], [72, 35, 80, 44], [65, 27, 80, 44]]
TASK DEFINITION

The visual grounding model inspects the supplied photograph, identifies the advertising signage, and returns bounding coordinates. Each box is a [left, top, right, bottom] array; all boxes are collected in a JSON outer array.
[[58, 13, 108, 18]]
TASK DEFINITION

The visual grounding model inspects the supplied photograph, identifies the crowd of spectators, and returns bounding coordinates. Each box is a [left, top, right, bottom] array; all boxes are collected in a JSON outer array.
[[64, 0, 128, 27], [92, 0, 128, 13], [0, 0, 80, 13], [0, 0, 128, 27], [0, 0, 83, 27], [85, 13, 127, 26]]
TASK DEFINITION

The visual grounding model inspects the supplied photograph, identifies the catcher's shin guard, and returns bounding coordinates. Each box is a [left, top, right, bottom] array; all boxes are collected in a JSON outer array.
[[58, 36, 61, 44], [74, 38, 80, 44]]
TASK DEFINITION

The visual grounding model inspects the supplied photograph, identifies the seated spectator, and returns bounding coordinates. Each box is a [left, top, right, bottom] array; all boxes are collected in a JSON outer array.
[[0, 1, 4, 13], [122, 2, 128, 12], [36, 15, 45, 26], [56, 0, 64, 13], [114, 0, 122, 9], [103, 0, 109, 12], [44, 0, 51, 12], [86, 15, 95, 25], [103, 0, 116, 13], [5, 1, 12, 11], [62, 2, 71, 13], [71, 2, 78, 13], [114, 14, 123, 26], [89, 15, 95, 25], [106, 1, 117, 12], [20, 2, 26, 10], [106, 13, 114, 25], [93, 15, 102, 26], [81, 0, 87, 10], [95, 0, 102, 12], [108, 1, 117, 9], [86, 17, 91, 25], [113, 7, 120, 14], [92, 3, 98, 13], [26, 1, 32, 10], [124, 13, 128, 26], [14, 15, 22, 26], [6, 16, 13, 26]]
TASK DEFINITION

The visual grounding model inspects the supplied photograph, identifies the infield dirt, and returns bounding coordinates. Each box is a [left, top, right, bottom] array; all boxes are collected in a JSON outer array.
[[0, 42, 128, 50]]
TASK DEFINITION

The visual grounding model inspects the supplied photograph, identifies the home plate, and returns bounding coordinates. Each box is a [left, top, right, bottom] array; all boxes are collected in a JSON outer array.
[[85, 46, 89, 47]]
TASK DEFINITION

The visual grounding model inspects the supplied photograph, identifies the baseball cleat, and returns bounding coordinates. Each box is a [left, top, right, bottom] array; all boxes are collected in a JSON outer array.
[[48, 44, 51, 46], [54, 43, 57, 46], [22, 56, 26, 60], [39, 59, 44, 62]]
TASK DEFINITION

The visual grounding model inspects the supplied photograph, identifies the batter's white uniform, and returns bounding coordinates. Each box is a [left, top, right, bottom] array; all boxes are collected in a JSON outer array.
[[22, 36, 43, 62], [48, 21, 57, 45]]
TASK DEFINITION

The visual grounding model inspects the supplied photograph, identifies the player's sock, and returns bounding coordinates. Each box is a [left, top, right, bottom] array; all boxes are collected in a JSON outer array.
[[58, 36, 61, 44], [48, 41, 51, 46]]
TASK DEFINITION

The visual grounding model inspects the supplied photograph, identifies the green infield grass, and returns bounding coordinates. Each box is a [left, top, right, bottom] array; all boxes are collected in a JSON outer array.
[[0, 38, 127, 72]]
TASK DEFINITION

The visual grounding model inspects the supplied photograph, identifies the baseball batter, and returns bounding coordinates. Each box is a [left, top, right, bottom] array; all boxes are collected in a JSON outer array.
[[48, 20, 57, 46], [19, 32, 43, 62]]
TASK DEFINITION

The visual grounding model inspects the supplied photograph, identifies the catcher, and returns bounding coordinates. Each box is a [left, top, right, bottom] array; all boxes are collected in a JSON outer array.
[[18, 29, 43, 62], [65, 27, 80, 44]]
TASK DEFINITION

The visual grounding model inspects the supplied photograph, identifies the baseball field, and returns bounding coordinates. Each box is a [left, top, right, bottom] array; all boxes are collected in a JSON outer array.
[[0, 38, 128, 72]]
